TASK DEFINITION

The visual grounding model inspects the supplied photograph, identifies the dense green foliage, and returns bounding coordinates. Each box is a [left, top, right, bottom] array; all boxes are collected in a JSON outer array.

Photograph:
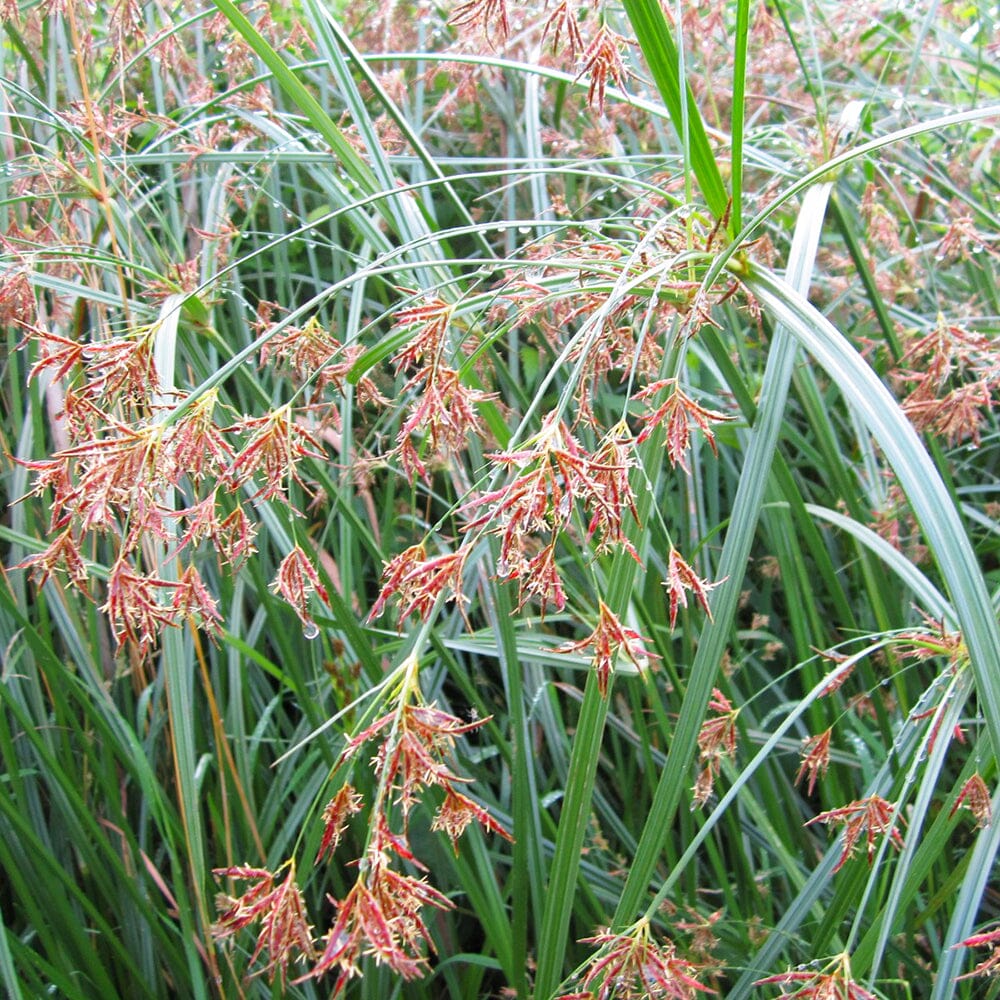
[[1, 1, 999, 997]]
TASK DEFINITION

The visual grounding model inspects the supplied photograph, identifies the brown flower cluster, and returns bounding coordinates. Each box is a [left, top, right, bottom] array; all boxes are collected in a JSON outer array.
[[213, 862, 315, 987], [447, 0, 632, 114], [893, 316, 999, 448], [387, 293, 495, 480], [795, 729, 833, 798], [633, 379, 733, 471]]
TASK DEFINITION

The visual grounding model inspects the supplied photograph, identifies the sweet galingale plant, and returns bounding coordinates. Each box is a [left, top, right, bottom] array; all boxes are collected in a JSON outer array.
[[2, 0, 999, 998]]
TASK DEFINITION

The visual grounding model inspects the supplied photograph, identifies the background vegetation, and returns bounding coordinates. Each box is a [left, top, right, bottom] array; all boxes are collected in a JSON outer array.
[[1, 0, 999, 997]]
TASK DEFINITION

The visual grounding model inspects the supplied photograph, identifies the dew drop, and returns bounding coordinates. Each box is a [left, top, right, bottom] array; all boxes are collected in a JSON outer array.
[[303, 621, 320, 640]]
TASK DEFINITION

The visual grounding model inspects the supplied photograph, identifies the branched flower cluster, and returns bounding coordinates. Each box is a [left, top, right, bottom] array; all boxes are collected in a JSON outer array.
[[756, 951, 876, 999], [213, 862, 316, 987], [556, 918, 715, 999], [463, 417, 642, 615], [213, 665, 511, 990], [806, 794, 904, 873], [14, 312, 348, 651], [311, 690, 512, 987], [387, 293, 495, 480], [692, 688, 739, 807], [893, 316, 999, 448], [551, 598, 659, 696], [447, 0, 632, 114], [795, 729, 833, 797]]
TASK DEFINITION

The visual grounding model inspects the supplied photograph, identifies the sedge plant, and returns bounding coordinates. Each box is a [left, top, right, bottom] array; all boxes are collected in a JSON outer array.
[[1, 1, 999, 998]]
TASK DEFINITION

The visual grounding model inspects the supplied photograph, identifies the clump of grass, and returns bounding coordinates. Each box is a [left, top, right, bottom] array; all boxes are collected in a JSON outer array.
[[2, 1, 999, 998]]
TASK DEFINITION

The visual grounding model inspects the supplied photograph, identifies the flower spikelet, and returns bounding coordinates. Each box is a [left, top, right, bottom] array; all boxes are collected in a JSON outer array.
[[172, 562, 223, 637], [390, 294, 454, 373], [216, 502, 258, 570], [226, 406, 326, 501], [795, 729, 833, 797], [316, 785, 365, 863], [664, 548, 722, 629], [698, 689, 738, 759], [306, 683, 511, 989], [432, 786, 514, 854], [162, 389, 232, 485], [542, 0, 585, 58], [21, 326, 85, 385], [396, 365, 494, 478], [463, 418, 640, 617], [16, 528, 91, 594], [693, 688, 739, 807], [815, 646, 856, 696], [0, 269, 34, 326], [311, 835, 453, 989], [54, 420, 168, 535], [270, 544, 330, 633], [578, 24, 631, 114], [386, 293, 491, 477], [633, 379, 734, 471], [583, 428, 641, 557], [516, 540, 566, 616], [368, 544, 468, 625], [80, 327, 161, 408], [101, 556, 180, 652], [449, 0, 509, 46], [336, 700, 508, 835], [894, 612, 966, 668], [756, 951, 876, 998], [949, 772, 992, 829], [259, 313, 381, 406]]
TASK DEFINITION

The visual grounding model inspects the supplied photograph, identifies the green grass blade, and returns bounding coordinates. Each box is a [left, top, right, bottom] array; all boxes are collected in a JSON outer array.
[[532, 675, 613, 1000], [622, 0, 729, 220], [804, 504, 950, 618], [730, 0, 751, 234], [209, 0, 378, 197]]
